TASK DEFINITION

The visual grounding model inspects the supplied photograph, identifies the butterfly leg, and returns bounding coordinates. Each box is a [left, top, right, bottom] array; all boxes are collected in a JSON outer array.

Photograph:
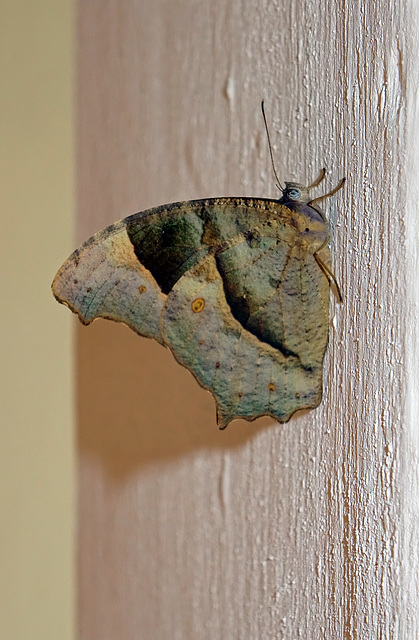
[[308, 177, 346, 206], [313, 237, 342, 303]]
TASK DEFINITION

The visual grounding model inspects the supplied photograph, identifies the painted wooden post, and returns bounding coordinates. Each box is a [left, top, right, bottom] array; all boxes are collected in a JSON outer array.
[[77, 1, 419, 637]]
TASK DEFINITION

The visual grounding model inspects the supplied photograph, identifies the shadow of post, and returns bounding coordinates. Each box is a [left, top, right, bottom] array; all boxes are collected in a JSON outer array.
[[77, 321, 277, 479]]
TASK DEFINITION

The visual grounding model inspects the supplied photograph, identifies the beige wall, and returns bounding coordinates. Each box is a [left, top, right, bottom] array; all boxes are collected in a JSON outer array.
[[1, 2, 74, 639]]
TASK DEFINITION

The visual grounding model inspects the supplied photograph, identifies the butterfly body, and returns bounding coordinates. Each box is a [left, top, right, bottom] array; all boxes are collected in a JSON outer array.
[[53, 187, 340, 428]]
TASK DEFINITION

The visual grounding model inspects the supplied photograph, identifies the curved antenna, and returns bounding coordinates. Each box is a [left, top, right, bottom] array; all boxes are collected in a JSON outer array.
[[261, 101, 283, 192]]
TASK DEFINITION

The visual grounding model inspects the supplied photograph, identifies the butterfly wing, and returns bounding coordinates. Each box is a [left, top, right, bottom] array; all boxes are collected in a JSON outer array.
[[52, 219, 166, 343], [162, 253, 325, 428], [213, 223, 329, 370], [52, 197, 331, 426]]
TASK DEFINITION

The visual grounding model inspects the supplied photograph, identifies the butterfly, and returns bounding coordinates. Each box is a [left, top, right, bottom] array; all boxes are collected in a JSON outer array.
[[52, 104, 344, 429]]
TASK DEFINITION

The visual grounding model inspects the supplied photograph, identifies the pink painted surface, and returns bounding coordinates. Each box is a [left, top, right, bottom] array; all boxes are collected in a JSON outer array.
[[77, 1, 419, 637]]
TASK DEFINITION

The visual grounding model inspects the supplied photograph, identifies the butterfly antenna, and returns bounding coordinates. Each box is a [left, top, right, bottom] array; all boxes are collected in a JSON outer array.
[[261, 100, 283, 192]]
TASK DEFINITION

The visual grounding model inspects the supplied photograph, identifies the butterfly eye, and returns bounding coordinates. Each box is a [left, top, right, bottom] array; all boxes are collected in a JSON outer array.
[[287, 188, 301, 200]]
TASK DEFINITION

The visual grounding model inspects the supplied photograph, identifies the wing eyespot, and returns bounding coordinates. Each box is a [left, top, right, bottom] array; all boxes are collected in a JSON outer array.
[[191, 297, 205, 313]]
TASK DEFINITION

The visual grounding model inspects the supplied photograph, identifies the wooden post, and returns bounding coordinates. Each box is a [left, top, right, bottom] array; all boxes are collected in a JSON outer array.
[[77, 1, 419, 637]]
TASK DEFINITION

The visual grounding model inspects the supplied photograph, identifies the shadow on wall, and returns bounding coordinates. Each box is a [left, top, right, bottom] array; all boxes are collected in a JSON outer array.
[[77, 321, 284, 479]]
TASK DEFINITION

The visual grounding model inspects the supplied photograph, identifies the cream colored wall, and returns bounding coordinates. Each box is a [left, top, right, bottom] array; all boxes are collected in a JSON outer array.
[[1, 2, 74, 639]]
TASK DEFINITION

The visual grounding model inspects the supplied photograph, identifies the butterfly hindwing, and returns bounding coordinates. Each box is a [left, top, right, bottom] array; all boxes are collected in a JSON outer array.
[[162, 253, 324, 428]]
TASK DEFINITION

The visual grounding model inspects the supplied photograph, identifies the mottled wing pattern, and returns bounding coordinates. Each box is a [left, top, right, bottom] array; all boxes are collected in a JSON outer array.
[[214, 229, 329, 370], [52, 220, 165, 343], [163, 254, 324, 428], [52, 197, 331, 427]]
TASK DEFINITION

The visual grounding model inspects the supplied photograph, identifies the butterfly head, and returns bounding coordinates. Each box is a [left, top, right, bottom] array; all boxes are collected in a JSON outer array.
[[279, 182, 310, 205]]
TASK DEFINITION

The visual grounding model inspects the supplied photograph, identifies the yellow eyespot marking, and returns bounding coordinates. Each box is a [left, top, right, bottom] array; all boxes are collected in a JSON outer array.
[[295, 392, 300, 398], [199, 339, 205, 345], [191, 297, 205, 313], [238, 392, 244, 398], [139, 285, 147, 294], [268, 382, 275, 392]]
